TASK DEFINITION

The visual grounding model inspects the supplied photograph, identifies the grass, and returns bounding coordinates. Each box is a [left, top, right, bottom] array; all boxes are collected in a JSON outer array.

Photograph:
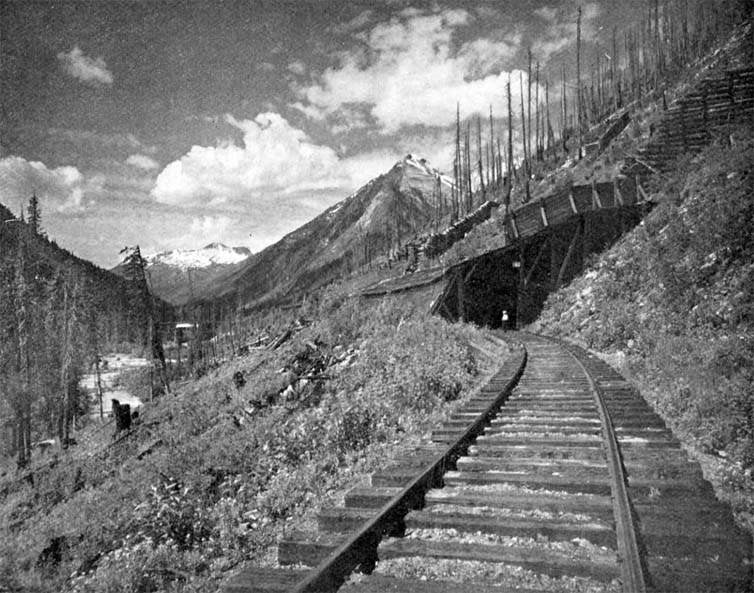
[[0, 284, 510, 592]]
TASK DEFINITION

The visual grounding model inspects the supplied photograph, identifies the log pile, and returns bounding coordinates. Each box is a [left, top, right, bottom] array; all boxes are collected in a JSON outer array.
[[625, 68, 754, 174]]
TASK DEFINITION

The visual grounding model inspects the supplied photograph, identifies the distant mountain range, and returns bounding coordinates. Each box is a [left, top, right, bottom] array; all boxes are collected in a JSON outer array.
[[121, 155, 449, 308], [145, 242, 251, 270], [113, 243, 252, 305]]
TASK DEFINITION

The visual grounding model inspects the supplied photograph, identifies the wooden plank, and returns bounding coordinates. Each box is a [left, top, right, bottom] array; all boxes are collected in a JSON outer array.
[[613, 178, 624, 206], [405, 510, 616, 547], [377, 538, 619, 581], [595, 182, 615, 208], [635, 176, 648, 202], [223, 568, 311, 593], [424, 489, 614, 515], [568, 190, 578, 213], [318, 507, 377, 533], [591, 180, 603, 209], [542, 191, 573, 225], [442, 470, 613, 495], [341, 575, 542, 593], [539, 202, 549, 227], [515, 202, 543, 236], [571, 185, 592, 212], [508, 213, 519, 239]]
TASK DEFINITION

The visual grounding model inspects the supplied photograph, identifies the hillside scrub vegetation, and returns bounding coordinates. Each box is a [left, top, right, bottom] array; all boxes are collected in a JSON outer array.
[[531, 124, 754, 529], [0, 287, 508, 592]]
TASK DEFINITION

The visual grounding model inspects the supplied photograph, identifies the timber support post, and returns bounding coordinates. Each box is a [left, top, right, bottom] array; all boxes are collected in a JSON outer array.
[[516, 247, 524, 329], [614, 178, 624, 206], [591, 180, 603, 209], [556, 219, 583, 289], [456, 269, 466, 323]]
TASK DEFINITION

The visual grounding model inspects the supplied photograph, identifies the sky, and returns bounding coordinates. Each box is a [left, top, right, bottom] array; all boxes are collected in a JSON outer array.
[[0, 0, 640, 268]]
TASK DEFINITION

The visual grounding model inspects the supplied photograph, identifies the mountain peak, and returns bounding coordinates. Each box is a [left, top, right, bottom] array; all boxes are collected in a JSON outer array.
[[392, 154, 454, 190], [203, 241, 229, 250], [147, 243, 251, 270]]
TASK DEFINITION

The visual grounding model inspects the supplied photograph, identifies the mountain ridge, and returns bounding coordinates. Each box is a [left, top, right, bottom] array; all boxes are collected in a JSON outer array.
[[144, 243, 251, 271], [204, 154, 451, 308]]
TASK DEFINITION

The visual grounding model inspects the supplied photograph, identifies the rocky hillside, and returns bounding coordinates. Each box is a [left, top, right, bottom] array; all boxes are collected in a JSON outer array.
[[530, 128, 754, 528], [206, 155, 450, 308], [114, 243, 252, 305]]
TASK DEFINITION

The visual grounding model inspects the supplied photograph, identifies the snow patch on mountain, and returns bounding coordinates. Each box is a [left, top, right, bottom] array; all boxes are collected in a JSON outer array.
[[403, 154, 455, 188], [147, 243, 251, 270]]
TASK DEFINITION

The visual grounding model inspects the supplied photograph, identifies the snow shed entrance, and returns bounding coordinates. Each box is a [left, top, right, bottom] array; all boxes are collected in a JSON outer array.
[[434, 206, 647, 328]]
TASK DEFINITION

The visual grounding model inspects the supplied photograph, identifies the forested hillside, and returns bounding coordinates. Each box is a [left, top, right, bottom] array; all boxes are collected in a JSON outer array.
[[0, 199, 174, 467]]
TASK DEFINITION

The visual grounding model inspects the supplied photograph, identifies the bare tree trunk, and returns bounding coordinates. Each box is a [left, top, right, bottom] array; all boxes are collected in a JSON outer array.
[[476, 115, 485, 199], [489, 105, 495, 188], [545, 79, 553, 158], [562, 64, 568, 154], [506, 79, 513, 210], [535, 60, 541, 161], [577, 6, 583, 160], [454, 103, 461, 221], [14, 229, 31, 469], [465, 124, 472, 212], [95, 355, 104, 420], [527, 48, 532, 166], [519, 72, 531, 203]]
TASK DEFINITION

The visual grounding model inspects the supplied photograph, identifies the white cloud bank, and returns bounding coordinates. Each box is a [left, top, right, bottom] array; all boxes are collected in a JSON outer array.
[[127, 153, 160, 170], [294, 8, 523, 132], [151, 112, 395, 207], [57, 46, 114, 86], [0, 156, 85, 211]]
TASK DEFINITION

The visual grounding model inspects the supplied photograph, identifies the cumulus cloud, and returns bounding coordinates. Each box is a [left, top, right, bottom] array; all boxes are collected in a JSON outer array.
[[127, 154, 160, 170], [188, 214, 233, 242], [294, 8, 522, 132], [287, 61, 307, 76], [57, 46, 114, 86], [152, 112, 393, 207], [0, 156, 85, 211]]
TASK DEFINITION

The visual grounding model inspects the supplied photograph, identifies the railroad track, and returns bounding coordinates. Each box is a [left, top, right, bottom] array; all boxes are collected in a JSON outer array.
[[224, 333, 751, 593]]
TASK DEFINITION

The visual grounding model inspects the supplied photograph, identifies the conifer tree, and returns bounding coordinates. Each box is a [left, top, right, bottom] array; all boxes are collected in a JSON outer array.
[[12, 224, 32, 467], [27, 194, 42, 236], [120, 245, 170, 397]]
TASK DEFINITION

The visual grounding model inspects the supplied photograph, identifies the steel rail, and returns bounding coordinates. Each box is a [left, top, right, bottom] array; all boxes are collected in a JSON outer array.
[[291, 345, 527, 593], [537, 334, 647, 593]]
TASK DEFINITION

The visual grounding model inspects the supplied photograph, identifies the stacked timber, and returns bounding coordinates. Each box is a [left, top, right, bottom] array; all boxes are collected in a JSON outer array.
[[625, 67, 754, 174], [423, 200, 499, 260]]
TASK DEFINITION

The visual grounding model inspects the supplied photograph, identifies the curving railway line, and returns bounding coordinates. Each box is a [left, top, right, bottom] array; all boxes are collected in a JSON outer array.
[[225, 333, 751, 593]]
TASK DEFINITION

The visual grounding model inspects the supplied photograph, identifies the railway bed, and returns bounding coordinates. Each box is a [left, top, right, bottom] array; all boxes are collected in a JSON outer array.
[[223, 332, 751, 593]]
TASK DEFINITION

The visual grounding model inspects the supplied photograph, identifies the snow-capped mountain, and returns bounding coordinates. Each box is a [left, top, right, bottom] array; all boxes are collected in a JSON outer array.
[[145, 243, 251, 270], [113, 243, 252, 305], [206, 154, 453, 308]]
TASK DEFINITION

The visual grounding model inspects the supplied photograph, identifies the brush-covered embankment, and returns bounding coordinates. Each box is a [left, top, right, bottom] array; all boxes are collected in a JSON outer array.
[[0, 288, 510, 592], [531, 126, 754, 529]]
